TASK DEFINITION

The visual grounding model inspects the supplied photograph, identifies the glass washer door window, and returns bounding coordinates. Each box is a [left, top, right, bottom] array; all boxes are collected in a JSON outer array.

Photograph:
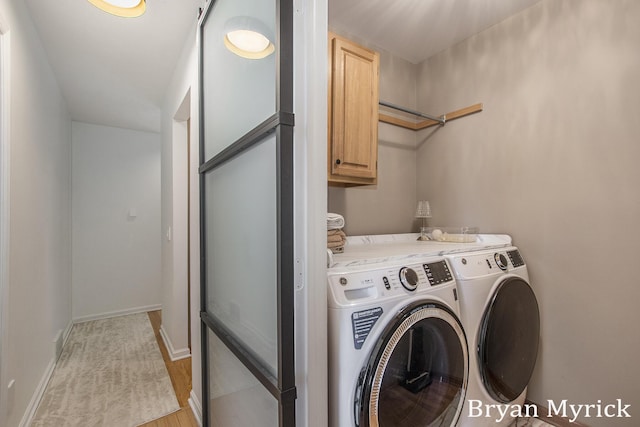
[[356, 303, 468, 427], [478, 277, 540, 403]]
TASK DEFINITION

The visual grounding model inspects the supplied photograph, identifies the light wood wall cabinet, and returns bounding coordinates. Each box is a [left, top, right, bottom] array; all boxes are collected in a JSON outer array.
[[328, 33, 380, 185]]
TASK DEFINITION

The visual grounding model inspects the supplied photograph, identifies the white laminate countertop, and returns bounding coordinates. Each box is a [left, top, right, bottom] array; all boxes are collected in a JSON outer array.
[[327, 233, 512, 271]]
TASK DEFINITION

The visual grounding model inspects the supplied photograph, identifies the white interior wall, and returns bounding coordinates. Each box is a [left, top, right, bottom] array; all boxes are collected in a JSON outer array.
[[327, 32, 419, 236], [0, 1, 72, 426], [158, 94, 190, 362], [0, 12, 9, 425], [71, 122, 161, 321], [293, 0, 329, 423], [415, 1, 640, 425], [161, 23, 201, 416]]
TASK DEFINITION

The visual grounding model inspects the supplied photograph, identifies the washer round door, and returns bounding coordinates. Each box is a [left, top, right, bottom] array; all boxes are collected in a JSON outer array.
[[355, 302, 468, 427], [478, 276, 540, 403]]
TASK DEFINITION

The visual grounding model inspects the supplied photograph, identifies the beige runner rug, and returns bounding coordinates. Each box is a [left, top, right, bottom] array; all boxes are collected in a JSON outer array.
[[32, 312, 180, 427]]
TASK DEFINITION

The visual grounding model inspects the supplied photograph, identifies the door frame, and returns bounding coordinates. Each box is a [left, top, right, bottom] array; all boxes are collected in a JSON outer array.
[[0, 14, 10, 424], [172, 89, 192, 356]]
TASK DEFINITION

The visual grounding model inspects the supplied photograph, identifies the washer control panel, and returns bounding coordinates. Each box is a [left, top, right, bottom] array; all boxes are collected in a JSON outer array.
[[399, 267, 419, 291], [327, 259, 455, 306], [424, 261, 454, 285]]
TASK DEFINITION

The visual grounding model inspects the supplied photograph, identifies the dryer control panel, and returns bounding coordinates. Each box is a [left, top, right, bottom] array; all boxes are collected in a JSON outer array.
[[327, 259, 455, 307], [448, 247, 526, 280]]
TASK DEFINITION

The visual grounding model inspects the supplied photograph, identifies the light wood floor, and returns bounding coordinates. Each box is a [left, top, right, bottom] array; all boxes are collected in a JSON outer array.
[[141, 311, 199, 427]]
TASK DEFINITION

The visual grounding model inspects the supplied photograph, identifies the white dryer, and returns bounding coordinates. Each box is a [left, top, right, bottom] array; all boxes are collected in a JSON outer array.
[[328, 255, 469, 427], [446, 247, 540, 426]]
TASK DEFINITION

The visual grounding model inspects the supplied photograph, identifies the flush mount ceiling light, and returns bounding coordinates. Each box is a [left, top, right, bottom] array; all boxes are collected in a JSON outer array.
[[87, 0, 146, 18], [224, 16, 275, 59]]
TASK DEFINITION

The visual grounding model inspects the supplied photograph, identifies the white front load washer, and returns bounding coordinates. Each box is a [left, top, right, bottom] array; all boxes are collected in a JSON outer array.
[[328, 255, 469, 427], [446, 247, 540, 426]]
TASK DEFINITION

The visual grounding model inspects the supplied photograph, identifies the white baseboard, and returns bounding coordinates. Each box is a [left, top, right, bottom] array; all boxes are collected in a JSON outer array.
[[18, 358, 55, 427], [19, 316, 75, 427], [62, 320, 73, 346], [53, 320, 73, 362], [159, 326, 191, 361], [188, 390, 203, 427], [72, 304, 162, 324]]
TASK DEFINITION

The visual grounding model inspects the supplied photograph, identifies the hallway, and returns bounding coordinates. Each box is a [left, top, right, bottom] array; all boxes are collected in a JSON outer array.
[[0, 1, 204, 425]]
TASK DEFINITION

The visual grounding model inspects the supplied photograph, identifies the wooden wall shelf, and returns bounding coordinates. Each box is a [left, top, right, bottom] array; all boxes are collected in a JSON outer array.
[[379, 103, 483, 130]]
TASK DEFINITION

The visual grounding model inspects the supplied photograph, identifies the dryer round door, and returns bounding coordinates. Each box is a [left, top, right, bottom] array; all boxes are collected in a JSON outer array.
[[355, 302, 468, 427], [478, 276, 540, 403]]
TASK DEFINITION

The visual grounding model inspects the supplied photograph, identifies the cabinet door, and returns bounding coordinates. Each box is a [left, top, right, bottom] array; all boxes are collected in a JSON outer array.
[[328, 34, 379, 184]]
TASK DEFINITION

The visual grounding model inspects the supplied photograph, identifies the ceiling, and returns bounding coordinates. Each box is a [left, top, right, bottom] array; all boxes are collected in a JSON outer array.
[[24, 0, 541, 134], [329, 0, 542, 64], [25, 0, 205, 133]]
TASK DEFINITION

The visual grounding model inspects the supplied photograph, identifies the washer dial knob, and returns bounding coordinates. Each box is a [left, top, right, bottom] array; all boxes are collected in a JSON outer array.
[[399, 267, 419, 291], [495, 253, 509, 271]]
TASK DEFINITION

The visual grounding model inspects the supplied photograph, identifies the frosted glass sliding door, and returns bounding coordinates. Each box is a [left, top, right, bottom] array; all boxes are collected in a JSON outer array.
[[198, 0, 295, 426], [200, 0, 276, 160], [208, 329, 279, 426], [204, 135, 278, 374]]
